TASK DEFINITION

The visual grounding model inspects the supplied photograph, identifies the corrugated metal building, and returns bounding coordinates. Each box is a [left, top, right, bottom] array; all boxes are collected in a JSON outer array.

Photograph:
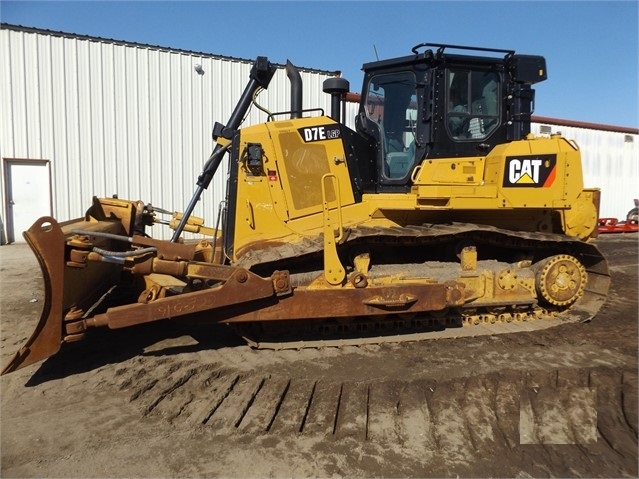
[[530, 118, 638, 219], [0, 24, 341, 242], [2, 24, 637, 243]]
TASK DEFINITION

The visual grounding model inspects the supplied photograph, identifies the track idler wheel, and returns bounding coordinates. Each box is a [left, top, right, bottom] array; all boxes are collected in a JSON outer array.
[[535, 254, 587, 307]]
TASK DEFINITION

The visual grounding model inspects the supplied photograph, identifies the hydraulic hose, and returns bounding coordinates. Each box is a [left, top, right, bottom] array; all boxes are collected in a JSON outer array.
[[92, 247, 157, 258], [69, 229, 132, 242]]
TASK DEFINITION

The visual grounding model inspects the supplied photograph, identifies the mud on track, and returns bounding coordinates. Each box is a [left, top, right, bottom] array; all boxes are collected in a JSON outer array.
[[1, 234, 638, 478]]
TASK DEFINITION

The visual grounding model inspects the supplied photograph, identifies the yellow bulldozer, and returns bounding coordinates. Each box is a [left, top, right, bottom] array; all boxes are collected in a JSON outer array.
[[2, 43, 610, 375]]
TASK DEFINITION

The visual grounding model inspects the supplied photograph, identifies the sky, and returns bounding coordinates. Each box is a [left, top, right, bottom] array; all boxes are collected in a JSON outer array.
[[1, 0, 638, 128]]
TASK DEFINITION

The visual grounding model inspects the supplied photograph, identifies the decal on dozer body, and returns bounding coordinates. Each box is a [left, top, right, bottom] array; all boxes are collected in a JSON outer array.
[[503, 154, 557, 187], [298, 125, 341, 142]]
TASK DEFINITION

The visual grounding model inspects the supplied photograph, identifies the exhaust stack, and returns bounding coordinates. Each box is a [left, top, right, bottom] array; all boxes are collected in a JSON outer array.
[[286, 60, 303, 119]]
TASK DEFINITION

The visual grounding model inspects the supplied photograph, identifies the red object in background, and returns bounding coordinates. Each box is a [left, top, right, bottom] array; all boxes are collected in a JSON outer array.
[[598, 199, 639, 234], [598, 217, 639, 234]]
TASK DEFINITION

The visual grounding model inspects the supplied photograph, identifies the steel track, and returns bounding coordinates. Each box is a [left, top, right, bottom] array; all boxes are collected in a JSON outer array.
[[231, 223, 610, 350]]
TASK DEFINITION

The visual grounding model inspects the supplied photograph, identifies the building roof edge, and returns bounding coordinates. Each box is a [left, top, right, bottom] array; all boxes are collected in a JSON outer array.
[[531, 116, 638, 135], [0, 22, 340, 76]]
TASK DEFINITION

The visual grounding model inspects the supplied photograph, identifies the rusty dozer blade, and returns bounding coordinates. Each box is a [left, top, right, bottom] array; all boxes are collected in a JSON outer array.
[[1, 208, 283, 375], [2, 211, 131, 374], [2, 217, 66, 375]]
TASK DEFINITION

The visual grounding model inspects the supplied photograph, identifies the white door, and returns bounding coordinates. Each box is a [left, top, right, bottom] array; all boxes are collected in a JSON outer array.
[[5, 160, 52, 243]]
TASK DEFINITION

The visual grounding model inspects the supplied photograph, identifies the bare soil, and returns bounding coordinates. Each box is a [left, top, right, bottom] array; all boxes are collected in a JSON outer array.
[[1, 234, 637, 478]]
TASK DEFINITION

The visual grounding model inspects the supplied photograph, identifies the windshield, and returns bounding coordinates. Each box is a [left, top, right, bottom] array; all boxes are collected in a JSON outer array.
[[364, 71, 418, 179]]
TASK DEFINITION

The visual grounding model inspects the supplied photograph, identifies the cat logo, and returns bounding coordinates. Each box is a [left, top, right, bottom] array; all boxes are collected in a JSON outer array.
[[503, 154, 557, 188]]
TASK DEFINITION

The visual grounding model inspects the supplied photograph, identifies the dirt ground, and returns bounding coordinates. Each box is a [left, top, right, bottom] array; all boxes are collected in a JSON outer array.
[[1, 233, 637, 478]]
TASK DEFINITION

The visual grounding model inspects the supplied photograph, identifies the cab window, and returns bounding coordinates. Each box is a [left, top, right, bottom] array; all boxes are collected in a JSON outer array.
[[364, 71, 418, 179], [447, 69, 500, 140]]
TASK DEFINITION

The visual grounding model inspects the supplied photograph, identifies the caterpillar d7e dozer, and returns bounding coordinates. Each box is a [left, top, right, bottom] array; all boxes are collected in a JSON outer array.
[[2, 44, 610, 375]]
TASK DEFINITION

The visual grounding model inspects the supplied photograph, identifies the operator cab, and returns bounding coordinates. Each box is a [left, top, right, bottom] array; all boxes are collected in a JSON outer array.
[[354, 43, 546, 192]]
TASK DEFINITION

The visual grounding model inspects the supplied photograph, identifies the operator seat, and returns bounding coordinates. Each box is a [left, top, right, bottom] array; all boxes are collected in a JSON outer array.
[[469, 80, 498, 138]]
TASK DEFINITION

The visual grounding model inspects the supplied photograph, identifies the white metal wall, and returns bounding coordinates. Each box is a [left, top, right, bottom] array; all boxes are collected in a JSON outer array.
[[0, 26, 340, 241], [531, 123, 638, 219]]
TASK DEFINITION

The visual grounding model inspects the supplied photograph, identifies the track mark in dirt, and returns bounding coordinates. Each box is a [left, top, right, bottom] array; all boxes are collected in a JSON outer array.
[[189, 372, 240, 425], [117, 360, 637, 474], [268, 378, 315, 434], [144, 368, 197, 416], [331, 382, 367, 440], [622, 370, 638, 437], [590, 368, 637, 460], [236, 376, 289, 434], [428, 381, 475, 464], [399, 380, 438, 449], [205, 375, 264, 432], [520, 386, 597, 444], [301, 380, 342, 436], [366, 380, 401, 443], [461, 376, 502, 451], [493, 371, 525, 449]]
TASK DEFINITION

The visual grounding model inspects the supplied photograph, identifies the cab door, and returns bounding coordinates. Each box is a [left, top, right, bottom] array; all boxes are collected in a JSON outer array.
[[361, 71, 419, 187]]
